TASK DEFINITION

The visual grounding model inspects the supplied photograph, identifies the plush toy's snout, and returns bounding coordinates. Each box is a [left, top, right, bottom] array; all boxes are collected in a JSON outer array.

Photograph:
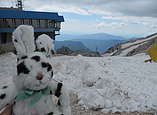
[[36, 72, 43, 80]]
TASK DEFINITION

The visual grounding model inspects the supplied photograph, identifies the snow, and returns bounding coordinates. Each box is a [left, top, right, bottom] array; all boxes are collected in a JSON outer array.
[[1, 53, 157, 113], [120, 42, 145, 56], [121, 34, 157, 49]]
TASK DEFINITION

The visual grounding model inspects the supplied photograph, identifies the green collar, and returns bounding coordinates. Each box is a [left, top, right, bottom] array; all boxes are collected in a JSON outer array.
[[15, 86, 51, 107]]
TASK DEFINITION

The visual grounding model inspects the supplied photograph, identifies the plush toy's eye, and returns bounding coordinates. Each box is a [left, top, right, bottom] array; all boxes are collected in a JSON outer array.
[[41, 62, 52, 72], [41, 62, 48, 68], [21, 56, 28, 60], [47, 63, 52, 71], [17, 61, 30, 75], [31, 56, 40, 62]]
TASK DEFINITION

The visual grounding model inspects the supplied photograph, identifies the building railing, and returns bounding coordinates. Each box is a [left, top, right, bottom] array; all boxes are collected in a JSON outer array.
[[0, 18, 61, 29]]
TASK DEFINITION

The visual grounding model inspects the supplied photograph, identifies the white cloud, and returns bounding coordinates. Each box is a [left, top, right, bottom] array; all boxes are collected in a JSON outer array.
[[35, 5, 90, 15], [97, 22, 126, 28], [102, 15, 157, 29]]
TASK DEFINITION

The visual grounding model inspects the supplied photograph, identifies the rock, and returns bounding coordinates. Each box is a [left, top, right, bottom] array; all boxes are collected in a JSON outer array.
[[56, 46, 101, 57], [56, 46, 73, 55]]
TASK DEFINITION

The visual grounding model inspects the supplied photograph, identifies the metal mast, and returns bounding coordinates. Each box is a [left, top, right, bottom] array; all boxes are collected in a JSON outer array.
[[16, 0, 23, 10]]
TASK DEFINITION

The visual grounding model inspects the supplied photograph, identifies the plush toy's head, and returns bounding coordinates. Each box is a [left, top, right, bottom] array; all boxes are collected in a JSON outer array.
[[35, 34, 55, 57], [12, 25, 53, 90], [14, 52, 53, 90]]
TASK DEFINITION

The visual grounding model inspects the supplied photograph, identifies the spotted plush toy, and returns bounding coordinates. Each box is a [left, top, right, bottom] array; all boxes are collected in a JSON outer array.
[[0, 25, 71, 115], [35, 34, 55, 58]]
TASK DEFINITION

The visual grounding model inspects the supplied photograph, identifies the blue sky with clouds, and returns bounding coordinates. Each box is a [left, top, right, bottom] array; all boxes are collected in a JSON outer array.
[[1, 0, 157, 38]]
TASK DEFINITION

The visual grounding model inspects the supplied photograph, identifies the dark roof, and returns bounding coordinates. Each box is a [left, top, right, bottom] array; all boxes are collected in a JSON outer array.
[[0, 9, 64, 22]]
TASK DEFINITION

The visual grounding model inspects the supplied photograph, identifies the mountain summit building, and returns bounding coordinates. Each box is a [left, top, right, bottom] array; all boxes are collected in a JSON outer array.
[[0, 8, 64, 47]]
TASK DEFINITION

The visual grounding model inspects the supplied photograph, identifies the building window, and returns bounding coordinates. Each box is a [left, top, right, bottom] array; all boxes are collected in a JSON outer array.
[[32, 19, 39, 28], [29, 19, 32, 25], [24, 19, 30, 25], [12, 18, 16, 27], [55, 22, 61, 29], [40, 20, 46, 28], [0, 19, 3, 28], [45, 20, 48, 28], [21, 19, 24, 25], [1, 33, 7, 44], [15, 19, 22, 26], [1, 19, 7, 28], [37, 20, 39, 27], [48, 20, 55, 28], [6, 19, 13, 27]]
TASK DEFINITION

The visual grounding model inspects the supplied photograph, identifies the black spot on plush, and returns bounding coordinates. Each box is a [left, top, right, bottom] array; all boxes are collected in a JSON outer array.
[[47, 63, 52, 71], [47, 112, 53, 115], [51, 71, 53, 78], [14, 39, 18, 42], [21, 56, 28, 60], [0, 93, 6, 99], [51, 50, 55, 54], [41, 48, 46, 52], [13, 101, 16, 104], [41, 62, 52, 71], [57, 100, 61, 106], [34, 49, 39, 52], [17, 61, 30, 75], [2, 86, 8, 89], [17, 58, 19, 62], [41, 62, 48, 68], [31, 55, 40, 62], [55, 83, 63, 97], [50, 90, 52, 95], [13, 49, 17, 55]]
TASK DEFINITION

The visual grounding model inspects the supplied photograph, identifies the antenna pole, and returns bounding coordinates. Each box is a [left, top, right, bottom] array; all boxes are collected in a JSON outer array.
[[16, 0, 23, 10]]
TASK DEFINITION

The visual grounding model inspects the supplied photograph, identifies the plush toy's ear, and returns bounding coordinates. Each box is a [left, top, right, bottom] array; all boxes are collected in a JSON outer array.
[[12, 25, 35, 58]]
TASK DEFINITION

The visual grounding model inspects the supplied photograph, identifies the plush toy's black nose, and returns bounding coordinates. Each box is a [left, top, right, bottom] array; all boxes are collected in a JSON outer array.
[[36, 73, 43, 80]]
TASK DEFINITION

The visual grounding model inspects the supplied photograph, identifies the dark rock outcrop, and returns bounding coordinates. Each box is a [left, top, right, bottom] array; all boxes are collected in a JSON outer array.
[[56, 46, 101, 57], [56, 46, 73, 55]]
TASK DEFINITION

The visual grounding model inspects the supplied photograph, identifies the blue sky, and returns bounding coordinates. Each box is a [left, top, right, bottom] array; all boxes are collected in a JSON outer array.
[[1, 0, 157, 38]]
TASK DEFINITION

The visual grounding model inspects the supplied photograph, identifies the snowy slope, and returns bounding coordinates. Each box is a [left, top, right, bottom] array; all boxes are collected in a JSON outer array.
[[1, 53, 157, 113], [121, 34, 157, 49], [105, 33, 157, 56]]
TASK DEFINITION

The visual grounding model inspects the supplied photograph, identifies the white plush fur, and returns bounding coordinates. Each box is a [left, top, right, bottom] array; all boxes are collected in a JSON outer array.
[[12, 25, 35, 58], [0, 25, 71, 115], [36, 34, 55, 58]]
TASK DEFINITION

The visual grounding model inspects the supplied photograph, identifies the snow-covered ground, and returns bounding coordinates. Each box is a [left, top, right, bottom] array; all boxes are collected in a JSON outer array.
[[1, 53, 157, 113]]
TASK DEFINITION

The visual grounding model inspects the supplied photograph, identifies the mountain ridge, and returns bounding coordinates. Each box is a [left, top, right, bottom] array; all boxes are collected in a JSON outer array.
[[104, 33, 157, 56], [56, 33, 127, 53]]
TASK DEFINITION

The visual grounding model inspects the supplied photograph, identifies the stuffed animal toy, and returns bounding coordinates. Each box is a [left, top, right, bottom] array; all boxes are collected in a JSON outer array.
[[35, 34, 55, 58], [0, 25, 71, 115]]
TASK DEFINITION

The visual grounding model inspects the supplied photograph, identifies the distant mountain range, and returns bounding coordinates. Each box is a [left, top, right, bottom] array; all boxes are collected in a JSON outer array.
[[55, 41, 89, 51], [55, 33, 128, 53]]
